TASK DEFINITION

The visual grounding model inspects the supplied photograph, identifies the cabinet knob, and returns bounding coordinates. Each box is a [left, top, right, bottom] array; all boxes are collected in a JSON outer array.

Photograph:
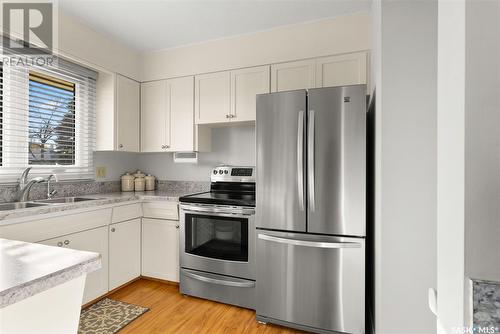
[[161, 145, 165, 149], [175, 225, 179, 229], [165, 145, 170, 149], [64, 240, 70, 245], [226, 114, 230, 118], [119, 144, 123, 149], [111, 227, 116, 232], [57, 241, 63, 247]]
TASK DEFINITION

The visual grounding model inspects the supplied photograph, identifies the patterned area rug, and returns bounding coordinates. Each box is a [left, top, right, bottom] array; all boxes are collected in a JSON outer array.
[[79, 298, 149, 334]]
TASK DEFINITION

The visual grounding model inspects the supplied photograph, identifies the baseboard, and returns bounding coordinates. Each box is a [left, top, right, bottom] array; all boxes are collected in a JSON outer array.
[[140, 275, 179, 286], [81, 277, 141, 309]]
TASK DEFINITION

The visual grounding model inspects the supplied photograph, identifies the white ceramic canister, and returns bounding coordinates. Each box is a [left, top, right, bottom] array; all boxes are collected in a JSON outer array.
[[134, 177, 145, 192], [133, 170, 146, 178], [145, 174, 155, 191], [121, 173, 135, 192]]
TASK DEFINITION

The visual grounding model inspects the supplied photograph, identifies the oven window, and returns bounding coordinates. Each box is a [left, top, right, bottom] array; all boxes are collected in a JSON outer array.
[[185, 214, 248, 262]]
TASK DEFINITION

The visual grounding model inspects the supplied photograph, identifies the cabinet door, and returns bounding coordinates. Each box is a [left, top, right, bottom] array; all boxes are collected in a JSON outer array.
[[40, 226, 109, 305], [142, 218, 179, 282], [141, 81, 168, 152], [315, 52, 367, 88], [167, 76, 194, 151], [271, 59, 315, 92], [195, 71, 231, 124], [230, 66, 270, 122], [109, 218, 141, 290], [116, 75, 140, 152]]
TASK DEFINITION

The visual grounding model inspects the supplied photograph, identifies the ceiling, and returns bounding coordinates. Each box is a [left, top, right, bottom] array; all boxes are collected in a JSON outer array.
[[58, 0, 371, 53]]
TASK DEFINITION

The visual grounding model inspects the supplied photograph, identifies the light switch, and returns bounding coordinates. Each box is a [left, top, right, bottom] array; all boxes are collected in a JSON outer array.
[[96, 166, 106, 178]]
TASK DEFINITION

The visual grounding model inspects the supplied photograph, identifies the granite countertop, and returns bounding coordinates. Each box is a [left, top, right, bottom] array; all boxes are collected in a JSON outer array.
[[0, 190, 193, 223], [0, 238, 101, 308]]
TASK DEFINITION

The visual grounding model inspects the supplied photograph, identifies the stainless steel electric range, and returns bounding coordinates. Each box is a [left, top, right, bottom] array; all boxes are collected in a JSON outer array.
[[179, 165, 256, 309]]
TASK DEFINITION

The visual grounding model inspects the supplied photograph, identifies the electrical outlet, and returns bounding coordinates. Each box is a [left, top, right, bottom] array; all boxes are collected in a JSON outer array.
[[96, 166, 106, 178]]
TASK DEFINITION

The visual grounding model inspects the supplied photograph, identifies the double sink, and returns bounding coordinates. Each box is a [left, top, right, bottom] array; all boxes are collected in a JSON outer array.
[[0, 197, 102, 211]]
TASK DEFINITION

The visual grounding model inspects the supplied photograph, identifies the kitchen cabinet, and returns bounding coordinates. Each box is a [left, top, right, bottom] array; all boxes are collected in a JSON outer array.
[[271, 59, 315, 92], [168, 76, 195, 151], [315, 52, 367, 88], [141, 80, 168, 152], [230, 66, 270, 122], [96, 73, 140, 151], [142, 218, 179, 282], [141, 77, 195, 152], [109, 218, 141, 290], [195, 71, 231, 124], [40, 226, 109, 304], [116, 74, 140, 152]]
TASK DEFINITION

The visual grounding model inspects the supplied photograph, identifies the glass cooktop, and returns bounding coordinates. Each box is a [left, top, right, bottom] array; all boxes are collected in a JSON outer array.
[[179, 191, 255, 207]]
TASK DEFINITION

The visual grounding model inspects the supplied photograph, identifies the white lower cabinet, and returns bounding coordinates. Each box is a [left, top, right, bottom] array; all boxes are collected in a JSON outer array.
[[109, 218, 141, 290], [142, 218, 179, 282], [40, 226, 109, 304]]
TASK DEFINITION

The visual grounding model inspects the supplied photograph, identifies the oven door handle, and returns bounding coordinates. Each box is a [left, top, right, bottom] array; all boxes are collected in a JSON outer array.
[[182, 269, 255, 288]]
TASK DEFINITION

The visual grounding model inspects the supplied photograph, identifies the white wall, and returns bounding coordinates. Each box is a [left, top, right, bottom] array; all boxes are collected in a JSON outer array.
[[136, 125, 255, 182], [465, 0, 500, 287], [93, 152, 138, 181], [374, 1, 437, 333], [57, 11, 141, 79], [141, 13, 371, 81]]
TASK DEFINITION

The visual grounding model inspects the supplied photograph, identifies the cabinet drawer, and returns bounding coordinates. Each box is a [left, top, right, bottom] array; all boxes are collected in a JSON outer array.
[[112, 203, 142, 223], [0, 208, 112, 243], [142, 201, 178, 220]]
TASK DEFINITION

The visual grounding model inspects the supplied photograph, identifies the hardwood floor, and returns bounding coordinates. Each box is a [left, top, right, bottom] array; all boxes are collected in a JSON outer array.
[[107, 278, 306, 334]]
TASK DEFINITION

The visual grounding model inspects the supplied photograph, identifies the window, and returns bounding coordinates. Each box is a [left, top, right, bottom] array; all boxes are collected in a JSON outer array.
[[28, 72, 76, 166], [0, 56, 97, 181]]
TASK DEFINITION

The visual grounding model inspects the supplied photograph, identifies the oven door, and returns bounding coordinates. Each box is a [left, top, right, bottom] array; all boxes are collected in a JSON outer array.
[[179, 203, 255, 279]]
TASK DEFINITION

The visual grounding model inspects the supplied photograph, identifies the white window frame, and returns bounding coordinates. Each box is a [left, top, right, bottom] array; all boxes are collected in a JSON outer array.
[[0, 65, 94, 182]]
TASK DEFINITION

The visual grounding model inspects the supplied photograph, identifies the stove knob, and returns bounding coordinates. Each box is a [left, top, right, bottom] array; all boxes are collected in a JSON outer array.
[[219, 170, 223, 174], [224, 170, 228, 174], [213, 170, 218, 175]]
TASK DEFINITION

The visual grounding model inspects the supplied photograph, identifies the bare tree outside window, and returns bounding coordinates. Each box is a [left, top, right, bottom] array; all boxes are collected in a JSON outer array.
[[28, 72, 76, 165]]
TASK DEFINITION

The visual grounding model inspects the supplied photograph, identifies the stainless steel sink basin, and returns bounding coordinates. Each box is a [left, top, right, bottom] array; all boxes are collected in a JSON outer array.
[[35, 197, 102, 204], [0, 202, 48, 211]]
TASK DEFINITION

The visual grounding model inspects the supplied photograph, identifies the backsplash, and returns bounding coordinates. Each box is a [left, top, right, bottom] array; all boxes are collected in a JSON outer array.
[[473, 280, 500, 332], [0, 180, 210, 203]]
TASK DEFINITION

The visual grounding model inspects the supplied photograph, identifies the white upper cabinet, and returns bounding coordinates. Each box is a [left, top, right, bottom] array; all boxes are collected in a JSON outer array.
[[96, 73, 140, 151], [109, 218, 141, 290], [315, 52, 367, 88], [116, 75, 140, 152], [167, 76, 195, 151], [141, 80, 168, 152], [195, 71, 231, 124], [271, 59, 316, 92], [230, 66, 270, 122]]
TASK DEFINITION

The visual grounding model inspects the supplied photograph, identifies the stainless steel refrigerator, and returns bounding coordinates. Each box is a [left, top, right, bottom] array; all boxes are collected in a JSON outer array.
[[255, 85, 366, 334]]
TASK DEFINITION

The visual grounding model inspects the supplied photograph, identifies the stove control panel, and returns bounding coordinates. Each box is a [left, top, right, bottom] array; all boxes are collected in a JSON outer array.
[[211, 166, 255, 183]]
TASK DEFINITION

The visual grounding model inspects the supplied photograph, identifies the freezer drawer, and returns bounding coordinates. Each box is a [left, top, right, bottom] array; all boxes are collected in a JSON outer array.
[[256, 230, 365, 334], [180, 268, 255, 309]]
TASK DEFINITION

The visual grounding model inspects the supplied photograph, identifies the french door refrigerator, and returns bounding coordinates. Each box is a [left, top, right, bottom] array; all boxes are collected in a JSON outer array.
[[255, 85, 366, 334]]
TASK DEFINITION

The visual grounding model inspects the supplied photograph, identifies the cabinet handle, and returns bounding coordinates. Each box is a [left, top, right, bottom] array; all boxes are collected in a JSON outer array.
[[64, 240, 70, 245], [119, 144, 123, 149], [57, 241, 63, 247], [111, 227, 116, 232]]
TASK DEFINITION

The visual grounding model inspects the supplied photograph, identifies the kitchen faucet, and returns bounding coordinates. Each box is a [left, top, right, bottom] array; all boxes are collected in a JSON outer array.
[[46, 174, 58, 199], [17, 167, 44, 202]]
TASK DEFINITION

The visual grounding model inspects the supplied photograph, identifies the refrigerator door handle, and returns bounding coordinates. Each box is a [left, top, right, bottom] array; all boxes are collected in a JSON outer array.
[[297, 110, 305, 211], [258, 233, 361, 249], [307, 109, 316, 212]]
